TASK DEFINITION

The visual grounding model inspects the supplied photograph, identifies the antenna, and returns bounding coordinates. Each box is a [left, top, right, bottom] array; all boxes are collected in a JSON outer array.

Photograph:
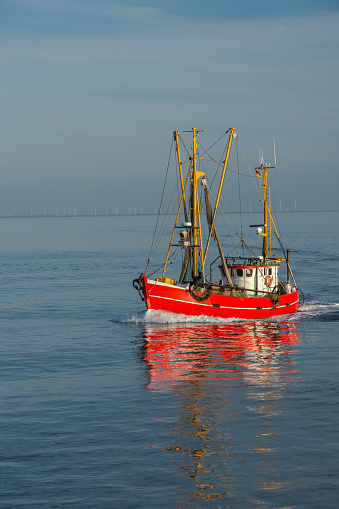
[[273, 139, 277, 167]]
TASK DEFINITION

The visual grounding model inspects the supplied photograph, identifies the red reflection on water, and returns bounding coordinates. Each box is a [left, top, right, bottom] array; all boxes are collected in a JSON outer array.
[[140, 321, 301, 503], [142, 321, 300, 392]]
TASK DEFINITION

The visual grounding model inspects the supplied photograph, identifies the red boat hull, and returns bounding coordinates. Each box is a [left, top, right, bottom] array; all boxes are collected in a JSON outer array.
[[142, 277, 299, 319]]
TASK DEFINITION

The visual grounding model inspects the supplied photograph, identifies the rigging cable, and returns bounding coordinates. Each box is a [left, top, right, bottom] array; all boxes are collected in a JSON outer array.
[[237, 138, 263, 205], [147, 247, 180, 278], [236, 136, 244, 257], [270, 163, 286, 253], [207, 184, 240, 254], [197, 128, 230, 159], [208, 183, 259, 257], [151, 183, 181, 261], [145, 137, 174, 273], [178, 133, 191, 161], [198, 137, 258, 179], [198, 133, 258, 257]]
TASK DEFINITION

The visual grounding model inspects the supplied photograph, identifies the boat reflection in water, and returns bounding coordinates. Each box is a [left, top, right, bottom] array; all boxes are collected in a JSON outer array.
[[140, 318, 301, 505]]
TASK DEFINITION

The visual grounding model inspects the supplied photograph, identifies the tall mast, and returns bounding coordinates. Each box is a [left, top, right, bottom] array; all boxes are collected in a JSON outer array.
[[186, 127, 205, 279], [173, 130, 188, 222], [255, 158, 276, 261], [263, 164, 269, 260], [191, 128, 199, 278]]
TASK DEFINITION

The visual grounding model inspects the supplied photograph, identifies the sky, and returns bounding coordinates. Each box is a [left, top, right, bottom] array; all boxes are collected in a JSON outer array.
[[0, 0, 338, 216]]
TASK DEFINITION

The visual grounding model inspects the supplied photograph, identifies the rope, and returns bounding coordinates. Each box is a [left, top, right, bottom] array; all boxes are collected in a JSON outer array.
[[189, 282, 211, 302], [236, 137, 244, 254], [151, 184, 180, 258], [145, 138, 174, 273], [237, 138, 263, 205], [147, 247, 180, 277]]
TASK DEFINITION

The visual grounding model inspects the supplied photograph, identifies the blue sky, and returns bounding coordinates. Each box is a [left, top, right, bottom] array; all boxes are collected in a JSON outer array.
[[1, 0, 338, 215]]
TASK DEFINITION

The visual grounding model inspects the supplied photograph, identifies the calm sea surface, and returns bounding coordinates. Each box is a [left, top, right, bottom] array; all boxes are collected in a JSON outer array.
[[0, 213, 338, 508]]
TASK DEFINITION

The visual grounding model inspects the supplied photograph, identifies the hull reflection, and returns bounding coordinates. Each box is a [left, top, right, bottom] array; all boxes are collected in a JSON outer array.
[[140, 321, 301, 505], [142, 321, 300, 392]]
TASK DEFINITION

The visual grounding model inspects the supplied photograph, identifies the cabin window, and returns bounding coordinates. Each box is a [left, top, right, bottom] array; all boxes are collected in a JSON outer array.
[[269, 268, 272, 275], [264, 268, 267, 275], [236, 269, 243, 277], [246, 269, 253, 277]]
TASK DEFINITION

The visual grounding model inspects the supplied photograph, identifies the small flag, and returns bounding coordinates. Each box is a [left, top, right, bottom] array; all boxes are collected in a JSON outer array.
[[256, 170, 261, 177]]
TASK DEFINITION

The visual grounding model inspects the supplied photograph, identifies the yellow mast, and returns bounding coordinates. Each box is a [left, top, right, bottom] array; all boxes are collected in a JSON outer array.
[[164, 128, 233, 282], [163, 127, 205, 278], [255, 159, 286, 262], [195, 172, 205, 277], [173, 130, 188, 222], [192, 128, 198, 277], [263, 163, 269, 260], [190, 128, 205, 278], [269, 187, 272, 256]]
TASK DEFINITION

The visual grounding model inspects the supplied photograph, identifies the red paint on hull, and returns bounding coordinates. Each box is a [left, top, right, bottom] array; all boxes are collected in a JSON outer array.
[[142, 277, 299, 319]]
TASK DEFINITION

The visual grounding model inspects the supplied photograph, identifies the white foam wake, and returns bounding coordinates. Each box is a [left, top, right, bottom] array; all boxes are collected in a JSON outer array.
[[296, 301, 339, 320], [114, 309, 241, 325], [113, 302, 339, 325]]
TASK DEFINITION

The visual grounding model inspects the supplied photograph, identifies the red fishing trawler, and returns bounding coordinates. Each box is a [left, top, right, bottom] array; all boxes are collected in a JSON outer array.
[[133, 127, 299, 319]]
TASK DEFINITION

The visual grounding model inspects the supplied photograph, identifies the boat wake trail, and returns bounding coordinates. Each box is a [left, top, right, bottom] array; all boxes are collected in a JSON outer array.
[[113, 301, 339, 325], [113, 309, 241, 325], [296, 301, 339, 322]]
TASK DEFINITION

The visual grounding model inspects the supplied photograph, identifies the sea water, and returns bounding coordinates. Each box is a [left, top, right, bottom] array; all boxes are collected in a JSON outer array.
[[0, 213, 338, 508]]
